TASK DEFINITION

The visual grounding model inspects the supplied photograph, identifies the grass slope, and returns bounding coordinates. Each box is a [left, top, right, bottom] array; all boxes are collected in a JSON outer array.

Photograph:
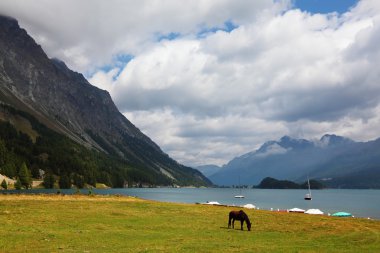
[[0, 195, 379, 252]]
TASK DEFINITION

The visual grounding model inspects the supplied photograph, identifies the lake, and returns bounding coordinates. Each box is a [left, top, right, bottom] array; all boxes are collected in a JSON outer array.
[[5, 188, 380, 219]]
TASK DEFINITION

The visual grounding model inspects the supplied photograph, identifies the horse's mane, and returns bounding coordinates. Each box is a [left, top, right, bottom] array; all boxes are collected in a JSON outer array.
[[240, 210, 251, 224]]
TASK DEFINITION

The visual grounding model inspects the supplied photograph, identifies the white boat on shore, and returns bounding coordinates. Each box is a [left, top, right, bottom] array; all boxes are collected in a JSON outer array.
[[203, 201, 221, 205], [305, 209, 324, 215], [288, 207, 305, 213]]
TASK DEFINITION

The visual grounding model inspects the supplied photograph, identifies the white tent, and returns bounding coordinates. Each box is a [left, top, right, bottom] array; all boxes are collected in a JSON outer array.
[[204, 201, 221, 205], [288, 207, 305, 213], [305, 209, 324, 215], [242, 204, 256, 209]]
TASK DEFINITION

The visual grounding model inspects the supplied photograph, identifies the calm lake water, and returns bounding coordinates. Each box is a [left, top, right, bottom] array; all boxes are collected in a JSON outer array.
[[5, 188, 380, 219]]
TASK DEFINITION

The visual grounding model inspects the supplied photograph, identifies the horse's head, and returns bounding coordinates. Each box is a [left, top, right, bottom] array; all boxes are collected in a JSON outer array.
[[247, 220, 251, 231], [242, 211, 251, 231]]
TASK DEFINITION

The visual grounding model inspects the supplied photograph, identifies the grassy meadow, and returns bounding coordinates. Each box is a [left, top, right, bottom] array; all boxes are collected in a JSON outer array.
[[0, 194, 379, 253]]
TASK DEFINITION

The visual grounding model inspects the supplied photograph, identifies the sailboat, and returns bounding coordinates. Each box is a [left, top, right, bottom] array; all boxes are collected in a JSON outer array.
[[234, 176, 245, 198], [304, 177, 312, 200]]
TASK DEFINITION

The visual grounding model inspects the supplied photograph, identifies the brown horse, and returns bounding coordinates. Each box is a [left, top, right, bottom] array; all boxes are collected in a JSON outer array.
[[228, 210, 251, 231]]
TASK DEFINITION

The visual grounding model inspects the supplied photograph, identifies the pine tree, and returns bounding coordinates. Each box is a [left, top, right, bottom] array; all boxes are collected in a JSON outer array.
[[0, 138, 7, 166], [1, 162, 17, 178], [59, 173, 71, 189], [1, 179, 7, 189], [14, 178, 22, 190], [18, 162, 32, 189], [43, 171, 55, 189], [72, 173, 85, 189]]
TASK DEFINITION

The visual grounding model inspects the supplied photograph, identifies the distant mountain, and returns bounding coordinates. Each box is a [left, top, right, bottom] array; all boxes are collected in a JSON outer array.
[[209, 134, 380, 188], [196, 165, 221, 177], [0, 15, 211, 187]]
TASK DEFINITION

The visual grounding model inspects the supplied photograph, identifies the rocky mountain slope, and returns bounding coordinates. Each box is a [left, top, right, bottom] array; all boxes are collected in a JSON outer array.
[[209, 135, 380, 188], [0, 15, 211, 187]]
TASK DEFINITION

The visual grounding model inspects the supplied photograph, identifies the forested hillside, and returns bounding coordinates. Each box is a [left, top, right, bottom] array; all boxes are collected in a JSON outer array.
[[0, 104, 196, 188]]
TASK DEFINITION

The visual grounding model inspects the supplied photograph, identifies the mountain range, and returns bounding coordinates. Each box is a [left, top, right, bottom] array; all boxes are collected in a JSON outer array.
[[203, 135, 380, 188], [0, 15, 211, 187]]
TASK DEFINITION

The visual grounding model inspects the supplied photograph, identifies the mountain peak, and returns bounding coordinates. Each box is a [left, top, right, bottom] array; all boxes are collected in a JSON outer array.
[[319, 134, 353, 147], [278, 135, 313, 149], [0, 15, 45, 58], [0, 15, 18, 28]]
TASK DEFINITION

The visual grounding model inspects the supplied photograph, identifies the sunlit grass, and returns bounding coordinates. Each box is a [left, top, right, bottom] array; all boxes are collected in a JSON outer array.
[[0, 194, 379, 252]]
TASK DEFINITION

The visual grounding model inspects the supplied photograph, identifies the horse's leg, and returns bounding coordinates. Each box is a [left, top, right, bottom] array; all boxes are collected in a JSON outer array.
[[240, 220, 244, 230], [232, 218, 235, 229]]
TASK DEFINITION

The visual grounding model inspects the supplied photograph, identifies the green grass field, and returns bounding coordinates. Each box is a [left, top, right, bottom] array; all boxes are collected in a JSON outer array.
[[0, 194, 379, 252]]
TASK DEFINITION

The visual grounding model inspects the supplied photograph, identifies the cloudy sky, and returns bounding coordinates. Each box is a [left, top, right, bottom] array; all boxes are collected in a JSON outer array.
[[1, 0, 380, 167]]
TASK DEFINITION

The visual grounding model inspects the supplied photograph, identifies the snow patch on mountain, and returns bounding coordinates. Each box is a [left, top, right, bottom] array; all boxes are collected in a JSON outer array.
[[255, 143, 289, 157]]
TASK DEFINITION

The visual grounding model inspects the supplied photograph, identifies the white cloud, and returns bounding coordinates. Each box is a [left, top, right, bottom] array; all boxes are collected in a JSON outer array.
[[88, 68, 120, 92], [1, 0, 380, 166], [0, 0, 278, 73], [124, 109, 288, 166]]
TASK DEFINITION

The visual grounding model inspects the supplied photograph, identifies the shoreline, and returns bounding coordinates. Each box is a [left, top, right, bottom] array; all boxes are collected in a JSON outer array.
[[1, 193, 378, 222]]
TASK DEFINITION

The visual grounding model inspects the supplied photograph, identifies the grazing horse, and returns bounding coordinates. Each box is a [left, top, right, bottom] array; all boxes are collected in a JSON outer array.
[[228, 210, 251, 231]]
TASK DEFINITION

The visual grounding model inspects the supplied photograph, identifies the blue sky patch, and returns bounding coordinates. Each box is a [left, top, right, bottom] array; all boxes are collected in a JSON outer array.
[[157, 32, 181, 41], [197, 20, 238, 38], [88, 54, 133, 80], [294, 0, 359, 14]]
